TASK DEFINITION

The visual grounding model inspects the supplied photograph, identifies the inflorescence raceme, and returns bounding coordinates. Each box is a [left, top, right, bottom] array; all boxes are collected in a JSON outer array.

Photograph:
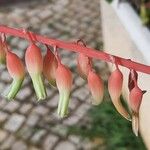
[[0, 25, 150, 137]]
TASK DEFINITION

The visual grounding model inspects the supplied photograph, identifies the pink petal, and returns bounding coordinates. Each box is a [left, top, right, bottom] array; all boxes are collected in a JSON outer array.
[[88, 70, 104, 105]]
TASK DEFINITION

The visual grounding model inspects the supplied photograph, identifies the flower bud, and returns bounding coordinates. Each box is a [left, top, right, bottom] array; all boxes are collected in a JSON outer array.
[[129, 84, 145, 136], [25, 43, 46, 100], [43, 47, 57, 87], [77, 53, 92, 79], [108, 68, 131, 121], [87, 70, 104, 105], [56, 63, 72, 118], [4, 50, 25, 100]]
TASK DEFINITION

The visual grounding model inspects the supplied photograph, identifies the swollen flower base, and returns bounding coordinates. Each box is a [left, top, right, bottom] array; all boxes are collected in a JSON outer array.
[[0, 26, 150, 137]]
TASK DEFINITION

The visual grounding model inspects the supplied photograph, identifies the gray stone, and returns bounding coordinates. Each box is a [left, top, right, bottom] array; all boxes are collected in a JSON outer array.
[[74, 103, 91, 118], [51, 125, 68, 137], [19, 103, 32, 114], [12, 141, 27, 150], [72, 87, 90, 101], [1, 135, 16, 149], [0, 111, 8, 123], [47, 94, 59, 108], [32, 105, 49, 115], [19, 126, 33, 140], [4, 114, 25, 132], [16, 87, 31, 100], [26, 114, 39, 127], [0, 99, 7, 108], [43, 134, 59, 150], [4, 101, 20, 112], [0, 130, 8, 143], [63, 115, 80, 126], [74, 77, 86, 87], [55, 141, 76, 150], [31, 129, 46, 144], [69, 135, 80, 144], [1, 71, 11, 82]]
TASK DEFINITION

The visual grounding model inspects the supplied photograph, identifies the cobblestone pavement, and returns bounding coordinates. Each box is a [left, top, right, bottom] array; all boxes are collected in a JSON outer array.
[[0, 0, 109, 150]]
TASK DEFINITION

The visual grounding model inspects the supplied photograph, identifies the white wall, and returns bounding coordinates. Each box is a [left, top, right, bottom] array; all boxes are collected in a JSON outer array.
[[100, 0, 150, 149]]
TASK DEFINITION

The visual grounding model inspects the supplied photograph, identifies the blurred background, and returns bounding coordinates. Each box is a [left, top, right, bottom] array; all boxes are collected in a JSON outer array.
[[0, 0, 149, 150]]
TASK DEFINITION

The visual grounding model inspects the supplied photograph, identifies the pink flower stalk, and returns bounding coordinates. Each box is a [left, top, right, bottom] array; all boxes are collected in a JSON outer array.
[[4, 50, 25, 100], [87, 70, 104, 105], [25, 43, 46, 100], [108, 67, 131, 121], [43, 46, 58, 87], [129, 83, 146, 136], [56, 62, 72, 118], [77, 53, 92, 79], [0, 36, 6, 64]]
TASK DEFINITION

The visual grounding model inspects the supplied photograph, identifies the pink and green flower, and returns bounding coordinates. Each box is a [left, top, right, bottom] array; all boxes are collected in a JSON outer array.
[[25, 43, 46, 100], [56, 63, 72, 118], [4, 50, 25, 100], [43, 46, 58, 87]]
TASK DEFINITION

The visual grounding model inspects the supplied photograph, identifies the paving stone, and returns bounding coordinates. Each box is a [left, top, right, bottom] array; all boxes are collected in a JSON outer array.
[[4, 101, 20, 113], [29, 147, 41, 150], [1, 135, 16, 149], [26, 113, 40, 127], [63, 115, 80, 126], [18, 125, 33, 140], [0, 130, 8, 143], [74, 103, 91, 118], [72, 87, 90, 101], [1, 71, 11, 82], [51, 125, 68, 137], [69, 135, 81, 144], [31, 129, 46, 144], [43, 134, 59, 150], [0, 99, 7, 108], [47, 94, 59, 108], [69, 97, 80, 110], [55, 141, 76, 150], [32, 105, 49, 115], [19, 103, 32, 114], [16, 87, 31, 101], [12, 140, 28, 150], [74, 77, 86, 87], [0, 111, 8, 123], [4, 114, 25, 132]]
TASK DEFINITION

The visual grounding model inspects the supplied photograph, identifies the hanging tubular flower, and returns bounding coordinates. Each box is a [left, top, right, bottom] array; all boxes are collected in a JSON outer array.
[[43, 45, 58, 87], [88, 69, 104, 105], [4, 50, 25, 100], [24, 30, 46, 100], [108, 56, 131, 121], [55, 46, 73, 118], [129, 71, 146, 136], [76, 40, 92, 79], [0, 34, 7, 64]]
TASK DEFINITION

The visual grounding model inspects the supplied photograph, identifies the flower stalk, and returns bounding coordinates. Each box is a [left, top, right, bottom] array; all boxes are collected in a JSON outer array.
[[0, 25, 149, 74]]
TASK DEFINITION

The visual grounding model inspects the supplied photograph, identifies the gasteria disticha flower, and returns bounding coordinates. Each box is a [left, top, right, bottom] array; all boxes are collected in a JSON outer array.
[[55, 49, 72, 118], [129, 82, 146, 136], [25, 43, 46, 100], [108, 66, 131, 121], [4, 50, 25, 100], [88, 69, 104, 105], [43, 46, 57, 87]]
